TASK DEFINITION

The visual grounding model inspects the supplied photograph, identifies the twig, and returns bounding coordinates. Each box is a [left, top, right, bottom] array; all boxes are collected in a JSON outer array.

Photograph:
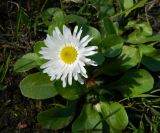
[[0, 43, 26, 49], [40, 0, 48, 12]]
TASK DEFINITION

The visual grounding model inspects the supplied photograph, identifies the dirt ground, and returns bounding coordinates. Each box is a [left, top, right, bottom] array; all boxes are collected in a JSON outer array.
[[0, 0, 61, 132]]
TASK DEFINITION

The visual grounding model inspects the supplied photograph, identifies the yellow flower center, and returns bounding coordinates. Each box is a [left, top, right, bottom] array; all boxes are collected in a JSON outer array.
[[60, 46, 78, 64]]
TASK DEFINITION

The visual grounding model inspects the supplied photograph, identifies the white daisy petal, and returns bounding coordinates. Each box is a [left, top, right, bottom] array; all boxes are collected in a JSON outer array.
[[74, 73, 78, 80], [52, 30, 56, 36], [55, 27, 63, 38], [62, 77, 67, 87], [74, 63, 81, 73], [44, 35, 53, 47], [73, 26, 78, 37], [50, 35, 65, 47], [80, 46, 98, 51], [80, 35, 89, 43], [41, 59, 60, 69], [39, 47, 48, 52], [82, 51, 98, 56], [81, 57, 97, 66], [86, 60, 97, 66], [73, 67, 78, 81], [43, 67, 51, 74], [61, 65, 70, 81], [76, 27, 82, 40], [63, 25, 72, 39], [55, 64, 67, 79], [68, 71, 73, 85], [40, 60, 53, 69], [78, 61, 86, 74], [50, 76, 55, 81], [77, 74, 84, 85], [80, 36, 93, 47], [40, 48, 60, 60], [40, 25, 98, 87]]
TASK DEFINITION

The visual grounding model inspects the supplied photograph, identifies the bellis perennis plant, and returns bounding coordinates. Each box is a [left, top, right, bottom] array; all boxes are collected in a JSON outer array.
[[40, 25, 97, 87], [14, 2, 160, 132], [14, 24, 100, 99]]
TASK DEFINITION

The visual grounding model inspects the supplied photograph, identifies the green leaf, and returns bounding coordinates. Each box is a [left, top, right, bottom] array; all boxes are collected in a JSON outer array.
[[47, 9, 65, 35], [34, 41, 45, 54], [0, 84, 7, 91], [41, 8, 63, 26], [127, 33, 160, 44], [90, 53, 105, 65], [133, 121, 145, 133], [133, 128, 144, 133], [125, 21, 152, 36], [101, 34, 123, 57], [138, 44, 155, 54], [41, 8, 60, 20], [37, 105, 75, 130], [82, 25, 101, 45], [139, 44, 160, 71], [137, 22, 152, 36], [99, 102, 128, 132], [103, 18, 117, 35], [65, 14, 87, 25], [95, 45, 140, 76], [20, 72, 57, 99], [124, 20, 137, 29], [108, 69, 154, 97], [14, 53, 43, 72], [125, 21, 160, 44], [124, 0, 148, 17], [72, 104, 102, 133], [54, 80, 88, 100], [90, 0, 115, 17], [119, 0, 134, 10], [142, 56, 160, 72]]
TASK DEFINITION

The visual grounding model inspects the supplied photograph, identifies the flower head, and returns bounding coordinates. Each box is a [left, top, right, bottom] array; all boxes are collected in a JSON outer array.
[[39, 25, 97, 87]]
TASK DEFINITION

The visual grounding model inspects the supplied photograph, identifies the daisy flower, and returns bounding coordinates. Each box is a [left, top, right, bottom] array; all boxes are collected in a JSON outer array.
[[39, 25, 98, 87]]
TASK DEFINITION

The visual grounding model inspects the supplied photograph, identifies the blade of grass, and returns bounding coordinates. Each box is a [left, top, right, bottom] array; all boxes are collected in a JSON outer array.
[[40, 0, 48, 12], [0, 51, 11, 82], [15, 0, 22, 39], [92, 107, 121, 130]]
